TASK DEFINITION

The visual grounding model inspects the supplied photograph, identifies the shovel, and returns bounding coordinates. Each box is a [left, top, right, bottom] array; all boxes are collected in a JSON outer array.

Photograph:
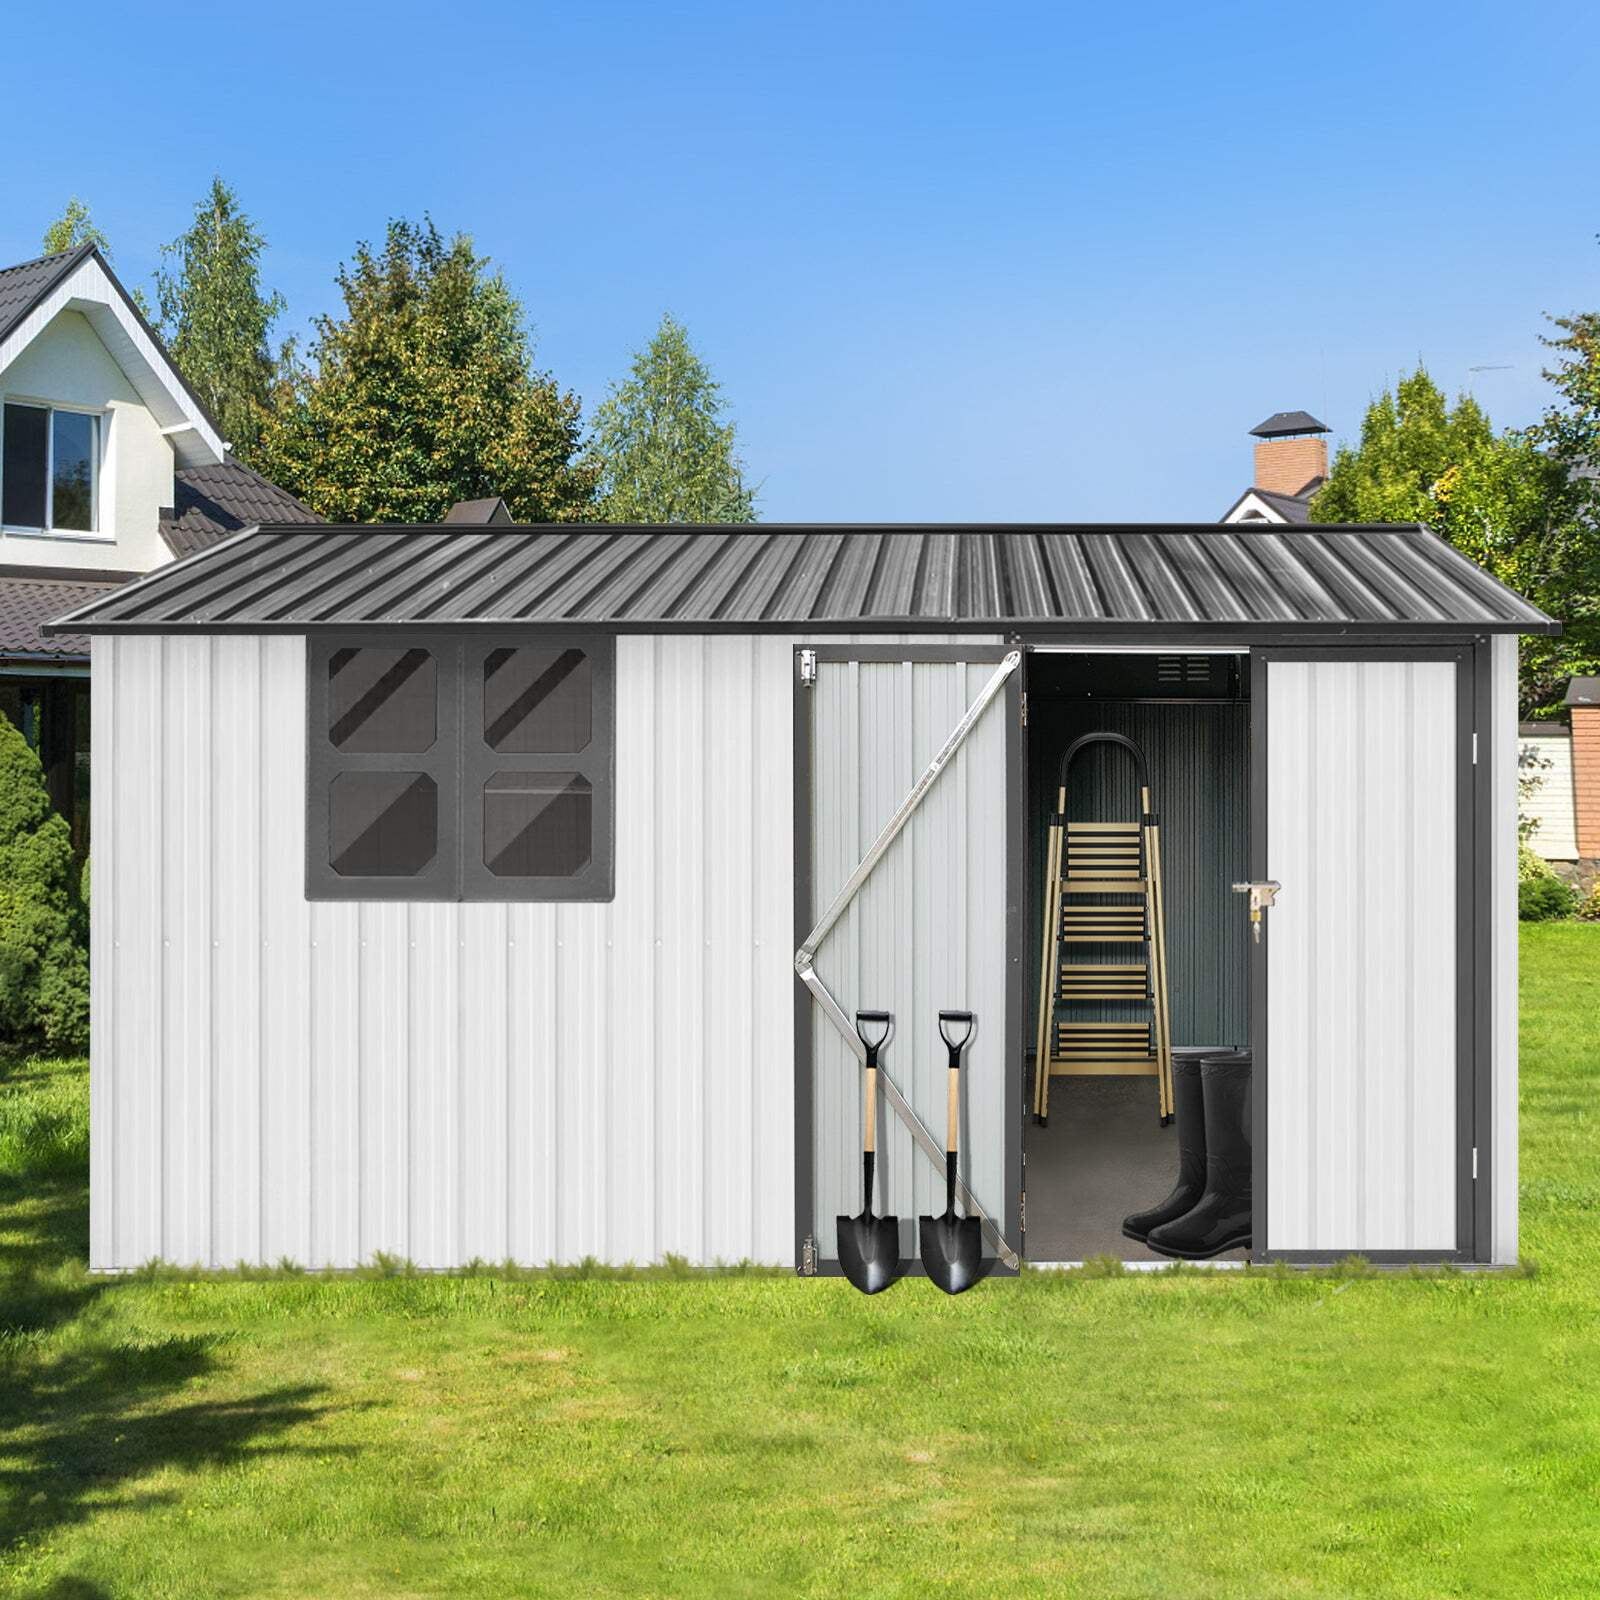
[[837, 1010, 901, 1295], [920, 1010, 989, 1294]]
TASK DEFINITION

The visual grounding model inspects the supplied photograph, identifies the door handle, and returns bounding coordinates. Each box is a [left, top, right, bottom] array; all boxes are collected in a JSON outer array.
[[1232, 880, 1281, 943]]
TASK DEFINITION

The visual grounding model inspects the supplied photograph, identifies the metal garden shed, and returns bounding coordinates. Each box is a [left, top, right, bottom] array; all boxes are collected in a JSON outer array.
[[49, 522, 1552, 1273]]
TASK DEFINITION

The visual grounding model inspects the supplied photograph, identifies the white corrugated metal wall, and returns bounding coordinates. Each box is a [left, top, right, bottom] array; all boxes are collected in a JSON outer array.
[[1518, 732, 1578, 860], [91, 632, 1518, 1270], [1265, 658, 1460, 1253], [808, 654, 1013, 1261], [93, 633, 804, 1270]]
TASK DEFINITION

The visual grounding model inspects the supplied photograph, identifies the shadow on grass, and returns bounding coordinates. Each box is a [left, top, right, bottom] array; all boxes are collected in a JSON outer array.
[[0, 1059, 347, 1569], [0, 1334, 336, 1558], [0, 1173, 96, 1338]]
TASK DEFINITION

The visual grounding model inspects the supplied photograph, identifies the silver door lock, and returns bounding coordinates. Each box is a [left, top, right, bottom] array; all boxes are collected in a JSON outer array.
[[1232, 880, 1281, 942]]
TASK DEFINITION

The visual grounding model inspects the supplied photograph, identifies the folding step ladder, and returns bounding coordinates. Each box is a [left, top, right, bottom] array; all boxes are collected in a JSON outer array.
[[1032, 732, 1174, 1125]]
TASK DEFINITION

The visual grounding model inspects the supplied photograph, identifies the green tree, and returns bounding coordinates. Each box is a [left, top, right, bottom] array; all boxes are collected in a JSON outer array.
[[42, 198, 108, 257], [1533, 306, 1600, 509], [0, 715, 88, 1051], [1312, 367, 1599, 713], [257, 219, 595, 523], [590, 314, 756, 522], [153, 178, 284, 462]]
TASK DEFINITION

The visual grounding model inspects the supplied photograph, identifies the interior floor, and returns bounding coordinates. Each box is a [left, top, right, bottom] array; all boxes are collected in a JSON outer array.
[[1024, 1076, 1248, 1263]]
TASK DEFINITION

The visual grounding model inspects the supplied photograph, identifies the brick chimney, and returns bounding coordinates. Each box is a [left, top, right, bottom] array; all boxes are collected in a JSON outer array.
[[1566, 676, 1600, 858], [1251, 411, 1330, 497]]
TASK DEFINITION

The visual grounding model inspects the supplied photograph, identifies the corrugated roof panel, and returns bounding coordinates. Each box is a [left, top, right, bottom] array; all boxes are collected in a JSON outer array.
[[48, 524, 1559, 635], [1119, 533, 1206, 622], [1161, 532, 1253, 621], [1079, 534, 1155, 622], [1267, 533, 1391, 622], [1235, 531, 1342, 622]]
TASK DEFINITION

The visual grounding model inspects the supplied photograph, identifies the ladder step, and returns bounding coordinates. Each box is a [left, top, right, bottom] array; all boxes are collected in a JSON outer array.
[[1047, 1057, 1160, 1077], [1060, 963, 1148, 1000], [1062, 877, 1148, 893], [1061, 906, 1147, 940], [1056, 1022, 1152, 1055], [1066, 822, 1142, 834]]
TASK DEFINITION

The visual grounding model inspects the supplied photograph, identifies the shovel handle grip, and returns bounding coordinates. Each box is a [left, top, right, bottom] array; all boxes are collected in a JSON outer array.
[[855, 1009, 892, 1069], [939, 1009, 974, 1063]]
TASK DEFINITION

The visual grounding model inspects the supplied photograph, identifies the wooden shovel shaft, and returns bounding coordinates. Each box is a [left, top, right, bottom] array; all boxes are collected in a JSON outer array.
[[864, 1065, 877, 1154], [946, 1065, 960, 1155]]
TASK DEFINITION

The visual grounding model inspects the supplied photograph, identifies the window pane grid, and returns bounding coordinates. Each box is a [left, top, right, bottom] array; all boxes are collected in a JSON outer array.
[[307, 635, 612, 902]]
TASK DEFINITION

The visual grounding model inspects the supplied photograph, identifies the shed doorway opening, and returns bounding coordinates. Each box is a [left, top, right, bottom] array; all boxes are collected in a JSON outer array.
[[1024, 651, 1251, 1263]]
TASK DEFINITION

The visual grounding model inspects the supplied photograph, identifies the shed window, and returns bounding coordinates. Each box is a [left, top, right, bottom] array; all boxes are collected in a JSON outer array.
[[2, 402, 100, 534], [307, 635, 613, 901]]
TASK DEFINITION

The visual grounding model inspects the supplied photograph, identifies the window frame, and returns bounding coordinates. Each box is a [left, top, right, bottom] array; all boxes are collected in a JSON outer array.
[[0, 396, 104, 539], [306, 631, 615, 903]]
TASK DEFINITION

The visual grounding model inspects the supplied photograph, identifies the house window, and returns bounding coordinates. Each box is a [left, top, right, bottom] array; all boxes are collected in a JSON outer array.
[[2, 402, 100, 534], [307, 635, 614, 901]]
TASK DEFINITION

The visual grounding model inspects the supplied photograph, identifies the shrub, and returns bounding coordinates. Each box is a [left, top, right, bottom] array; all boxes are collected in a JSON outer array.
[[1518, 842, 1558, 883], [1576, 884, 1600, 922], [1519, 874, 1577, 922], [0, 714, 89, 1050]]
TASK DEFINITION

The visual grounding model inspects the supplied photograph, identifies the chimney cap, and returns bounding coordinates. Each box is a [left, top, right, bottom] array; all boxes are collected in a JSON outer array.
[[1250, 410, 1330, 439]]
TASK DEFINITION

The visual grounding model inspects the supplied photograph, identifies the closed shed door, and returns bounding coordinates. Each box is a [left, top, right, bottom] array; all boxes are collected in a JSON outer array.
[[798, 648, 1020, 1271], [1260, 652, 1471, 1259]]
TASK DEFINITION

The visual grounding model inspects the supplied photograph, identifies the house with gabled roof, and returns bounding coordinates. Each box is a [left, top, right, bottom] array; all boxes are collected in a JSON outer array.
[[0, 241, 315, 847], [1220, 410, 1331, 525]]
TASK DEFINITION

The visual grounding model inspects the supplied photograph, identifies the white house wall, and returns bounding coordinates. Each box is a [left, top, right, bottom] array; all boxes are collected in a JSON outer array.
[[94, 633, 806, 1269], [1518, 733, 1577, 861], [1, 308, 175, 571]]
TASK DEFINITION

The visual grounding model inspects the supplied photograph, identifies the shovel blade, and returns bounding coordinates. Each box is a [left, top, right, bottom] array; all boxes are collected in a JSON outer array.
[[919, 1211, 989, 1295], [837, 1212, 901, 1294]]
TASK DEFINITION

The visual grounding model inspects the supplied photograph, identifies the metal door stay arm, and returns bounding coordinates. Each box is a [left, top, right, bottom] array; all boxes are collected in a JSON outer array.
[[795, 650, 1022, 1270]]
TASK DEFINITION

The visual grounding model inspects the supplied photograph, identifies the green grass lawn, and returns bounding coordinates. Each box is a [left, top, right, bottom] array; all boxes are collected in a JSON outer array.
[[2, 926, 1597, 1599]]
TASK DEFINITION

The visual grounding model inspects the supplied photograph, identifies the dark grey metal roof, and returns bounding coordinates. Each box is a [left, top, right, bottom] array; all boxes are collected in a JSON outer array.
[[159, 460, 319, 557], [45, 523, 1559, 637], [1565, 675, 1600, 706], [1250, 410, 1329, 438]]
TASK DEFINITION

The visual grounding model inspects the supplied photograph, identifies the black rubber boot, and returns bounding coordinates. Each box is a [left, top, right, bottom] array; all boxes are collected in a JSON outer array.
[[1121, 1049, 1210, 1245], [1146, 1050, 1252, 1260]]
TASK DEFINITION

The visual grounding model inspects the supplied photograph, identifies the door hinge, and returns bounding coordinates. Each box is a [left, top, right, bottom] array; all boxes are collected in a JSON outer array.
[[1471, 1147, 1478, 1181], [1020, 690, 1028, 728], [799, 1233, 817, 1275], [799, 648, 817, 687]]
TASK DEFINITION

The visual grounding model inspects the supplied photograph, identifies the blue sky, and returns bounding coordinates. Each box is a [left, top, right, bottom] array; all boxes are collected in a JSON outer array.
[[5, 1, 1595, 521]]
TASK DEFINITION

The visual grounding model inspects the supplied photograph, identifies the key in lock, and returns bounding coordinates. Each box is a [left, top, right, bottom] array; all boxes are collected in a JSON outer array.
[[1231, 880, 1281, 943]]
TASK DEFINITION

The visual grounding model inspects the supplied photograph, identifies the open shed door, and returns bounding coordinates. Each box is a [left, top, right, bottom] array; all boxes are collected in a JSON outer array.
[[796, 646, 1023, 1274], [1255, 649, 1474, 1262]]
